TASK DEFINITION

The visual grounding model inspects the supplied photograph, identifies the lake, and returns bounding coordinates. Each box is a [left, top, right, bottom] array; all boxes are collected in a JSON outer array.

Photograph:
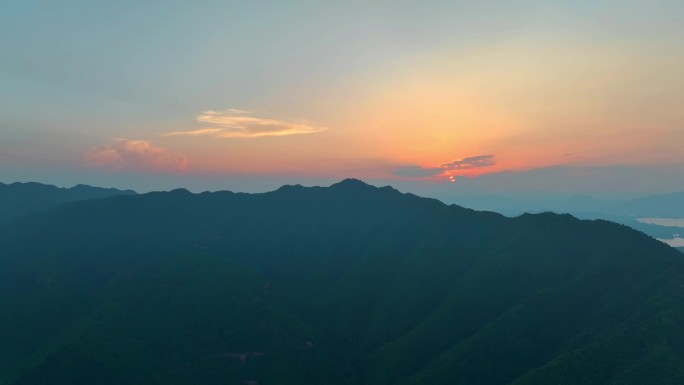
[[638, 218, 684, 227], [659, 237, 684, 247], [637, 218, 684, 247]]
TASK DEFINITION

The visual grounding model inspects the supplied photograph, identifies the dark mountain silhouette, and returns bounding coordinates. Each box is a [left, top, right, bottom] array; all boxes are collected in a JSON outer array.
[[1, 179, 683, 384], [0, 181, 136, 224]]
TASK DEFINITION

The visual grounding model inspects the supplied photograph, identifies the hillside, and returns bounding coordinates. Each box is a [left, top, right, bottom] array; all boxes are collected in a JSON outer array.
[[1, 179, 683, 385], [0, 182, 136, 224]]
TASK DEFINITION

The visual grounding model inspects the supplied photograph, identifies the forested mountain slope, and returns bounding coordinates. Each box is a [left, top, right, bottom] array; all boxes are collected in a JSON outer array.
[[1, 179, 682, 385]]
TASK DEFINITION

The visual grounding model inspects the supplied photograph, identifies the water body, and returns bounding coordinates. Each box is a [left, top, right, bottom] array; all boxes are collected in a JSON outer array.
[[636, 218, 684, 247], [638, 218, 684, 227], [660, 237, 684, 247]]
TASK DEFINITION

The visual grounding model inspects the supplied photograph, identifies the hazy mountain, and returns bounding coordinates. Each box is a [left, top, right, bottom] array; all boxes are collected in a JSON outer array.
[[1, 179, 683, 384], [452, 191, 684, 218], [0, 181, 136, 224], [450, 193, 617, 216], [450, 191, 684, 242], [614, 192, 684, 217]]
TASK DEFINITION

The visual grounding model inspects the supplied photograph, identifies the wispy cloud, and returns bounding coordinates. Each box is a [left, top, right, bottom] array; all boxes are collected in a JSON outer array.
[[84, 139, 188, 172], [164, 109, 326, 139], [440, 155, 495, 170], [165, 128, 224, 136], [224, 108, 252, 114], [395, 155, 496, 180]]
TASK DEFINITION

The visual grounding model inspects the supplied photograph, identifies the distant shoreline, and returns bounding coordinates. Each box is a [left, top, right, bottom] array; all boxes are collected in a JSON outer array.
[[638, 218, 684, 227]]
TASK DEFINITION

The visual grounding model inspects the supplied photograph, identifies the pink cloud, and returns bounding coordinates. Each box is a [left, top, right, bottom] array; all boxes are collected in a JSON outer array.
[[85, 139, 188, 173], [395, 155, 496, 178]]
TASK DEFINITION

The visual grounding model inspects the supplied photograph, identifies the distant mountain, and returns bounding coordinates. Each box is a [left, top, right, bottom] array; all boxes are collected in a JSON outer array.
[[0, 181, 136, 224], [1, 179, 683, 385], [613, 191, 684, 217], [451, 193, 616, 216], [450, 191, 684, 242]]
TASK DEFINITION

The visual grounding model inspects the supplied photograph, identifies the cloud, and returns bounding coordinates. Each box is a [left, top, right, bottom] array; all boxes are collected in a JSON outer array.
[[85, 139, 188, 172], [394, 155, 496, 179], [165, 128, 224, 136], [0, 150, 8, 158], [224, 108, 251, 114], [440, 155, 495, 170], [164, 109, 326, 139]]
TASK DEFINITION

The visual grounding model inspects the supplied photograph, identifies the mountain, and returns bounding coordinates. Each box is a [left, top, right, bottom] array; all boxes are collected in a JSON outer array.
[[614, 191, 684, 217], [1, 179, 683, 385], [449, 190, 684, 219], [0, 181, 136, 224], [450, 192, 684, 243], [450, 193, 617, 216]]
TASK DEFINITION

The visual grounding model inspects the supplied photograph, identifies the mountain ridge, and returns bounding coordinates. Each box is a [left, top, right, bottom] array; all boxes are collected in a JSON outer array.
[[0, 181, 136, 225], [1, 180, 683, 384]]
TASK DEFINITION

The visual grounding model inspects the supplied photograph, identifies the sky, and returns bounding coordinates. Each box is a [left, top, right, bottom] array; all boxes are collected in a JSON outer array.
[[1, 0, 683, 198]]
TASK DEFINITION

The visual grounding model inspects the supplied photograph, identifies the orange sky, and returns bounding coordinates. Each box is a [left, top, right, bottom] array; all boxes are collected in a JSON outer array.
[[2, 2, 683, 191], [153, 35, 684, 182]]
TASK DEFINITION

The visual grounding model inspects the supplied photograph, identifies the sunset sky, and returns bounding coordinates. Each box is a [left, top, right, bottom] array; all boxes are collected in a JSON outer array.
[[2, 1, 683, 197]]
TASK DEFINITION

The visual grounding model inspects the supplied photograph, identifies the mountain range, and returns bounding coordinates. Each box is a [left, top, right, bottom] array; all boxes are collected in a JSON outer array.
[[451, 191, 684, 243], [0, 182, 136, 225], [1, 179, 684, 384], [619, 192, 684, 217], [450, 191, 684, 218]]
